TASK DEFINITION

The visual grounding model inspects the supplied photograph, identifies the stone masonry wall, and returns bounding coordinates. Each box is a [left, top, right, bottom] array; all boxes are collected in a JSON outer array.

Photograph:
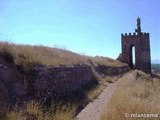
[[30, 65, 130, 102], [95, 65, 130, 76], [31, 65, 95, 102], [0, 53, 130, 110]]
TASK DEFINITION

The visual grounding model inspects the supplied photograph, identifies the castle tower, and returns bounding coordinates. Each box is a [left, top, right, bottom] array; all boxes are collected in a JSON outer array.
[[135, 17, 141, 34], [121, 18, 151, 73]]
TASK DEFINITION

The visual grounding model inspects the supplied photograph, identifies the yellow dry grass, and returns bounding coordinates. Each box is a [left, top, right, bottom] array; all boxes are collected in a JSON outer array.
[[0, 42, 125, 72], [92, 56, 126, 67], [0, 41, 127, 119], [0, 101, 76, 120], [101, 71, 160, 120], [86, 85, 105, 101]]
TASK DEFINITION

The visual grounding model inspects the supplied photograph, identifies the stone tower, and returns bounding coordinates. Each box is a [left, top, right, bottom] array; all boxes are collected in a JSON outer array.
[[121, 17, 151, 73]]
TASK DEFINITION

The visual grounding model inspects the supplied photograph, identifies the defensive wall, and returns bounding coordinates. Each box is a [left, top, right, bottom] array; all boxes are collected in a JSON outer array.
[[31, 65, 130, 102], [0, 55, 129, 110]]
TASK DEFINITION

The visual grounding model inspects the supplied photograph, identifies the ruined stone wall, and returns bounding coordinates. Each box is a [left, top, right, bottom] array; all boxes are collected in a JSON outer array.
[[30, 65, 130, 102], [95, 65, 130, 76], [31, 66, 95, 102], [0, 53, 130, 109]]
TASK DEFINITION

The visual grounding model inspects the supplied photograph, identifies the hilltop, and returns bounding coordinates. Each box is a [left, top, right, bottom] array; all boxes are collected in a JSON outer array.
[[1, 41, 159, 120], [0, 42, 125, 74], [0, 41, 130, 119]]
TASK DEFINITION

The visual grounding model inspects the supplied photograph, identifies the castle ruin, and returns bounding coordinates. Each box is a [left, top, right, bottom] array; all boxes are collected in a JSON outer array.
[[120, 17, 151, 73]]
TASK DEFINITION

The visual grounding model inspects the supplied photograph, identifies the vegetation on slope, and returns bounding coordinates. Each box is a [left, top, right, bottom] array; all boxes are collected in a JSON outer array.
[[0, 42, 125, 73], [0, 101, 76, 120], [0, 41, 126, 119], [101, 70, 160, 120], [0, 80, 105, 120]]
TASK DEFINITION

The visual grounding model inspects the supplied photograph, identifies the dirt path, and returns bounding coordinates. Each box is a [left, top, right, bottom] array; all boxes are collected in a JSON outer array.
[[74, 73, 129, 120]]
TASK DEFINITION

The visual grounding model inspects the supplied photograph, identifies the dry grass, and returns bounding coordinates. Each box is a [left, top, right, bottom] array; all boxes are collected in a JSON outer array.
[[1, 81, 105, 120], [0, 101, 76, 120], [0, 42, 89, 72], [0, 42, 127, 119], [101, 70, 160, 120], [92, 56, 126, 67], [0, 42, 125, 74], [85, 69, 106, 101], [105, 75, 122, 83], [86, 85, 105, 101], [0, 80, 105, 120]]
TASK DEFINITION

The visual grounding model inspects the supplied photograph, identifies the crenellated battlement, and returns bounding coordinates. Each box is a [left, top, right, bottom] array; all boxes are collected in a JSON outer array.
[[142, 32, 149, 36], [121, 32, 149, 37], [121, 32, 137, 37]]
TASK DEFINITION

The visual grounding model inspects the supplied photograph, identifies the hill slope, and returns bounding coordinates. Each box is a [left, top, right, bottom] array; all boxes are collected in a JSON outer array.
[[0, 42, 125, 73]]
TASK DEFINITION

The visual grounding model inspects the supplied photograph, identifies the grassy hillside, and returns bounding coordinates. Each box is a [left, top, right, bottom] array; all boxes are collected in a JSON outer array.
[[0, 41, 126, 120], [101, 70, 160, 120], [0, 42, 125, 73]]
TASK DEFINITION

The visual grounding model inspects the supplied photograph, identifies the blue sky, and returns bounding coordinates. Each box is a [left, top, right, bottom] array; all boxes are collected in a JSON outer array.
[[0, 0, 159, 59]]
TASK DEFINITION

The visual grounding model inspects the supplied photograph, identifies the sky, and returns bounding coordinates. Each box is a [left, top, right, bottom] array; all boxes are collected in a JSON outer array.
[[0, 0, 159, 60]]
